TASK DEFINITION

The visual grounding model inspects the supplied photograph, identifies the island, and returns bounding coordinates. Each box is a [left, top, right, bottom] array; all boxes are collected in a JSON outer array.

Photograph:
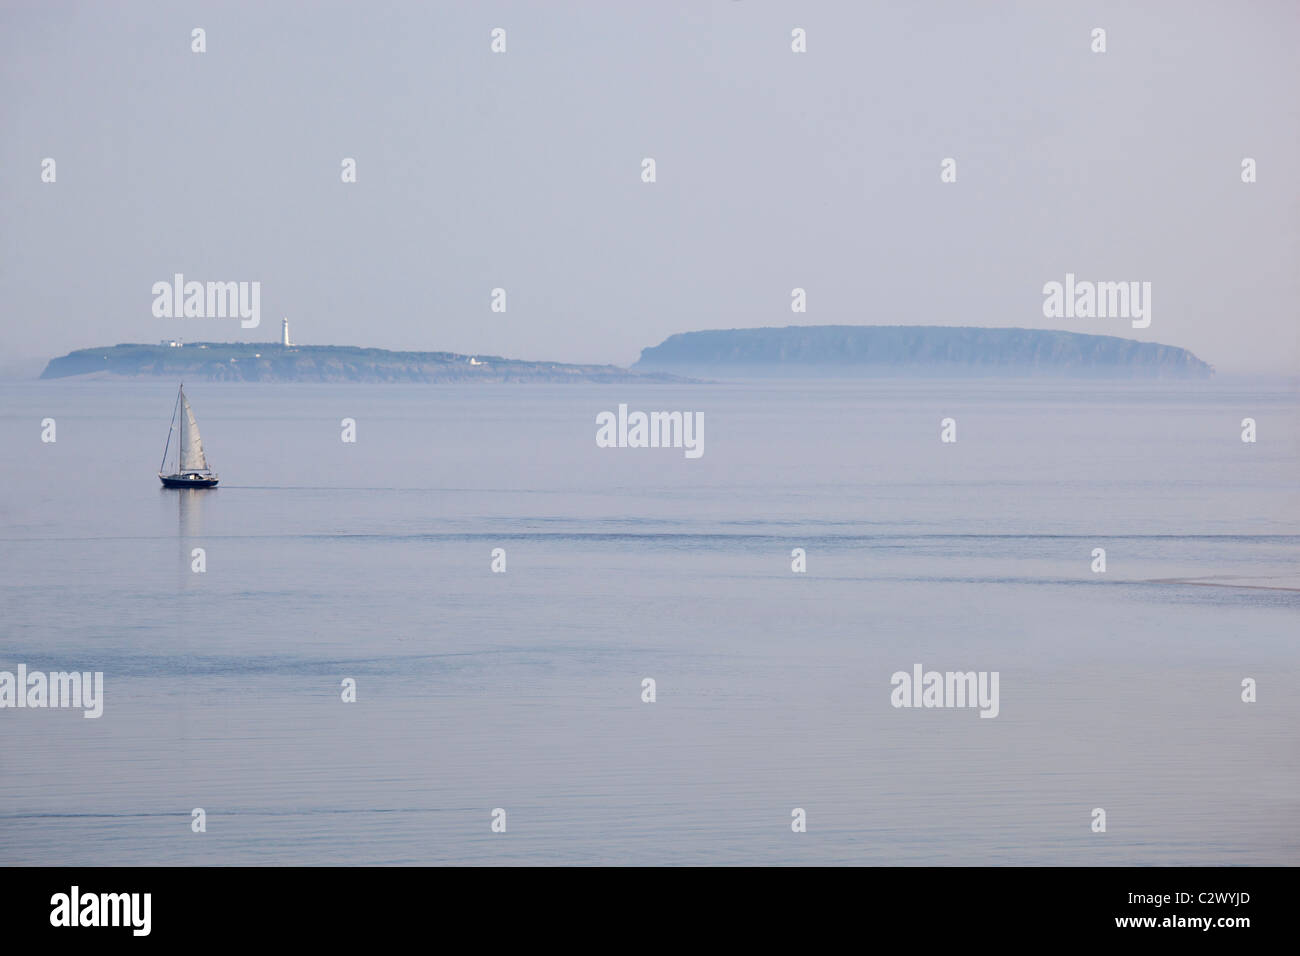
[[39, 326, 1216, 383], [39, 342, 688, 384], [633, 326, 1214, 378]]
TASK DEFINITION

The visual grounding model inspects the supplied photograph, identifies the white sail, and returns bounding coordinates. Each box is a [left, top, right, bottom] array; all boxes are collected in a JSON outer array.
[[179, 390, 208, 472]]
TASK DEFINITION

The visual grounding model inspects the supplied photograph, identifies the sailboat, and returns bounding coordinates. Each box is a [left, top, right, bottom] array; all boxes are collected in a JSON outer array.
[[158, 384, 219, 488]]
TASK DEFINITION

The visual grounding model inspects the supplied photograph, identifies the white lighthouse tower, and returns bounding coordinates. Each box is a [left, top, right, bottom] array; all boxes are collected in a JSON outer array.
[[281, 317, 293, 347]]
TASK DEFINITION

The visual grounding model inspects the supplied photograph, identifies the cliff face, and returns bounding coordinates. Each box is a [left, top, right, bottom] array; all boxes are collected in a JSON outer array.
[[633, 326, 1214, 378], [40, 344, 684, 384]]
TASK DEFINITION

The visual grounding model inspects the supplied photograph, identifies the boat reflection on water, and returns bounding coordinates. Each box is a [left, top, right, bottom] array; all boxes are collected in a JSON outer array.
[[175, 486, 206, 587]]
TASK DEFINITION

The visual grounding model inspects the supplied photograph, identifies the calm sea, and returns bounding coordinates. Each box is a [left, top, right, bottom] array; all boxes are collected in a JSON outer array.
[[1, 379, 1297, 865]]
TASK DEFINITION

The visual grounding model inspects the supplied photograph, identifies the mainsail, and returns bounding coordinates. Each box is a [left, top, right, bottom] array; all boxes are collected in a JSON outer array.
[[178, 389, 208, 472]]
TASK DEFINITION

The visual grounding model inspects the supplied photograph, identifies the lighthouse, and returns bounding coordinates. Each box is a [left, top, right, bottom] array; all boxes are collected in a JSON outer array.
[[281, 317, 293, 347]]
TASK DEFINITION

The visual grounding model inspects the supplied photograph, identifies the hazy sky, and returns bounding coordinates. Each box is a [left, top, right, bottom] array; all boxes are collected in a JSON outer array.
[[2, 0, 1297, 372]]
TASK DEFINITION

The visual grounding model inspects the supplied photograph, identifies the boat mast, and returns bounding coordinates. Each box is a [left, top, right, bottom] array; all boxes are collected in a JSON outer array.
[[178, 385, 187, 473], [159, 383, 182, 473]]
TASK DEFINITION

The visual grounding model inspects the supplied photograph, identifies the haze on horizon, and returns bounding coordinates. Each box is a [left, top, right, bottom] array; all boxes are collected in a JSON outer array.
[[2, 0, 1297, 375]]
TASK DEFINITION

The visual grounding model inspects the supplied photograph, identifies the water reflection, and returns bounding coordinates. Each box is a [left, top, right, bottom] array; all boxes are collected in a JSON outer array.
[[176, 486, 205, 540], [166, 487, 209, 587]]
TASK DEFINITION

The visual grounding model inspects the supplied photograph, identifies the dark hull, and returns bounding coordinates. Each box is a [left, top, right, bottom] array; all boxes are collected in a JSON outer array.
[[159, 474, 219, 488]]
